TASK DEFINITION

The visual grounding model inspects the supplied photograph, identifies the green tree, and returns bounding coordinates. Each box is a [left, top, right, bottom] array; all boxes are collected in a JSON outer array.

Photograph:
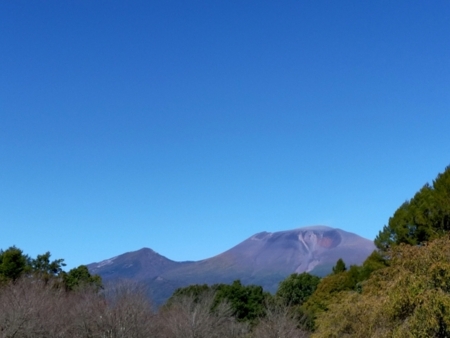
[[0, 246, 30, 282], [167, 284, 212, 304], [358, 250, 389, 281], [166, 280, 269, 324], [276, 272, 321, 307], [304, 256, 388, 315], [63, 265, 102, 291], [303, 271, 357, 315], [332, 258, 347, 274], [30, 251, 65, 283], [375, 165, 450, 250], [313, 236, 450, 337], [214, 280, 269, 323]]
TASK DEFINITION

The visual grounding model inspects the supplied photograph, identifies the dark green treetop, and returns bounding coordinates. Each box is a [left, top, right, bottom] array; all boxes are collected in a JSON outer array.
[[167, 280, 270, 324], [167, 283, 211, 304], [63, 265, 102, 291], [0, 246, 102, 291], [213, 280, 269, 323], [332, 258, 347, 274], [275, 272, 320, 306], [30, 251, 66, 282], [375, 165, 450, 250], [0, 246, 30, 282]]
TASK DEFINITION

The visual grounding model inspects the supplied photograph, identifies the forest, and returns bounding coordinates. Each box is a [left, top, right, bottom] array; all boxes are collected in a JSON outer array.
[[1, 165, 449, 338]]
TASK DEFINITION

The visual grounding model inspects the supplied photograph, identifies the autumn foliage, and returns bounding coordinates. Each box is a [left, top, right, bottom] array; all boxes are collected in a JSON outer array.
[[312, 237, 450, 337]]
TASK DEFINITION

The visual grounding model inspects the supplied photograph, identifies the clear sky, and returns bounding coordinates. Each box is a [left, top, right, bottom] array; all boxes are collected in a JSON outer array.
[[1, 1, 449, 269]]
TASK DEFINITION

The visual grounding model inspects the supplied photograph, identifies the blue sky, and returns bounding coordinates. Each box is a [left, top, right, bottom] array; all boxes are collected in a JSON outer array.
[[1, 1, 449, 269]]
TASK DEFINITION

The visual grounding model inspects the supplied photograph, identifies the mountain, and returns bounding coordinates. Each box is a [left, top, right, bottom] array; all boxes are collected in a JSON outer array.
[[88, 247, 188, 282], [87, 226, 376, 305]]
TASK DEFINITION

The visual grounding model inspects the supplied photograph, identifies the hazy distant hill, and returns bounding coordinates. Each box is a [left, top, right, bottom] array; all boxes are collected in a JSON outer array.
[[88, 226, 375, 305]]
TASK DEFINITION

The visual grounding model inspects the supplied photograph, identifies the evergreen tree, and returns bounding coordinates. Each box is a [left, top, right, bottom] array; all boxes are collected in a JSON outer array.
[[0, 246, 30, 282], [375, 165, 450, 250], [214, 280, 269, 323], [167, 284, 211, 304], [0, 246, 102, 292], [276, 272, 320, 306], [30, 251, 66, 283], [332, 258, 346, 274], [63, 265, 102, 291]]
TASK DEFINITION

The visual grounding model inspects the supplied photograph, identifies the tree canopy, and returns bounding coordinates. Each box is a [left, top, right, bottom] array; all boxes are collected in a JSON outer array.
[[168, 280, 270, 324], [275, 272, 320, 307], [332, 258, 346, 274], [313, 236, 450, 337], [375, 166, 450, 250], [0, 246, 30, 282], [30, 251, 66, 283], [63, 265, 103, 291], [214, 280, 269, 323], [0, 246, 102, 292]]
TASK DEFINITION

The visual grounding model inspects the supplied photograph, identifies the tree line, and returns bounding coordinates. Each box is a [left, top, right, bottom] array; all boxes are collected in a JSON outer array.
[[0, 247, 101, 291]]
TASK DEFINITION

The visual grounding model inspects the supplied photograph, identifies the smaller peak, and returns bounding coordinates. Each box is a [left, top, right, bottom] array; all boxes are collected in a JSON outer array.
[[137, 247, 156, 253], [135, 247, 164, 256]]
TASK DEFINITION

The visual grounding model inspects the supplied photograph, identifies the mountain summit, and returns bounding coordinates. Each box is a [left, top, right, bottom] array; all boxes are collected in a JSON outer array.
[[88, 226, 375, 305]]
